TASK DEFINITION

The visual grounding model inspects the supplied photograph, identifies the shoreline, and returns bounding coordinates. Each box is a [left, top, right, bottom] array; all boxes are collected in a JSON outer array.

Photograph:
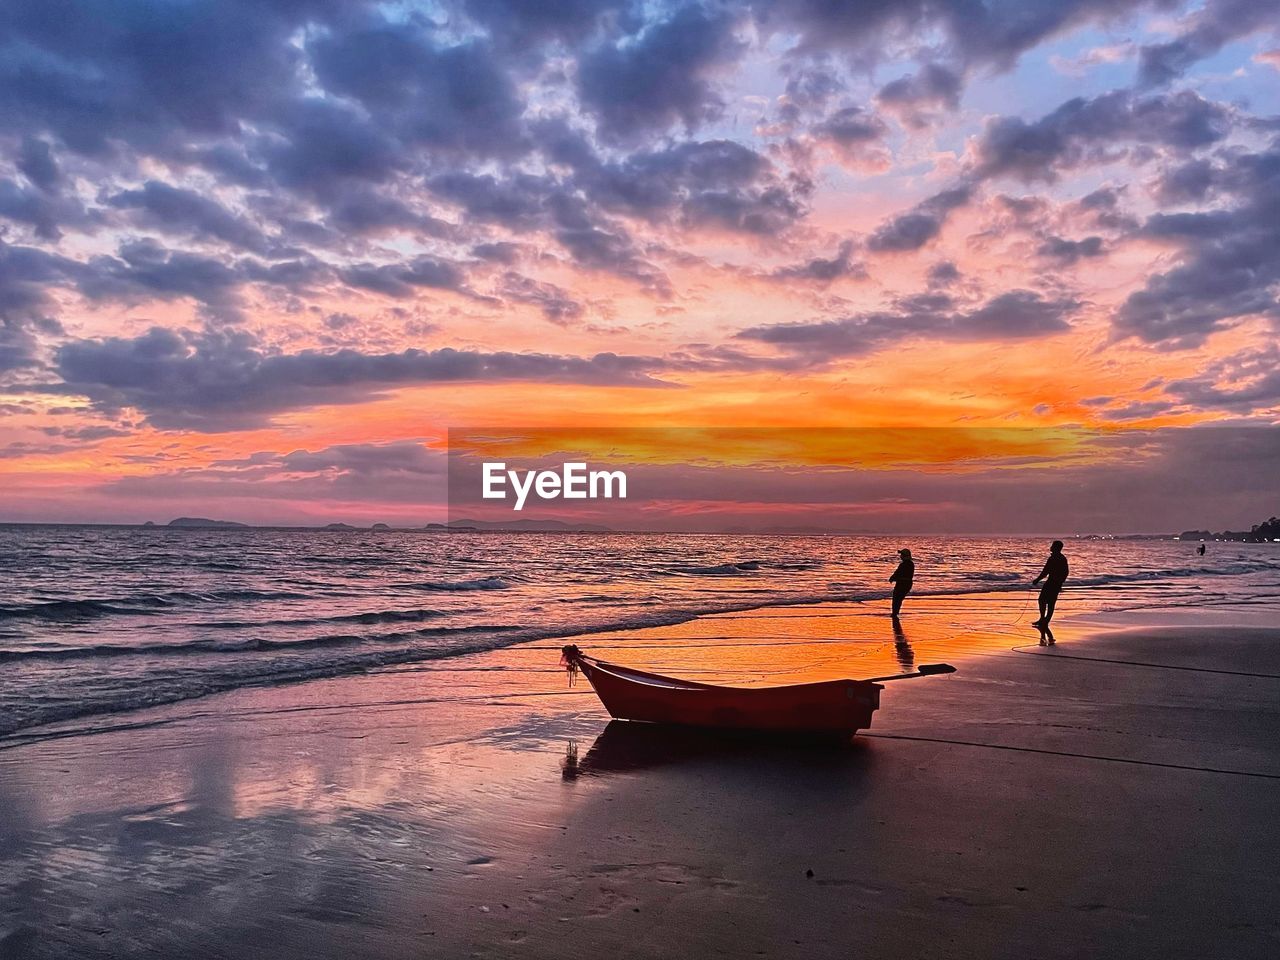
[[0, 582, 1044, 739], [6, 569, 1273, 741]]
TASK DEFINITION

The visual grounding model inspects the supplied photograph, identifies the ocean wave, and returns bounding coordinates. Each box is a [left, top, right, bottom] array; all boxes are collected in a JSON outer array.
[[0, 622, 525, 663], [201, 607, 449, 629], [668, 561, 761, 576], [663, 558, 823, 577], [411, 577, 512, 591], [1071, 562, 1280, 588], [0, 589, 313, 621], [0, 599, 165, 620]]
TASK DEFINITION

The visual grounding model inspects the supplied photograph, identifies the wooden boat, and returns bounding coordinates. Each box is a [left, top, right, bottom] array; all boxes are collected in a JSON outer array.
[[560, 644, 955, 736]]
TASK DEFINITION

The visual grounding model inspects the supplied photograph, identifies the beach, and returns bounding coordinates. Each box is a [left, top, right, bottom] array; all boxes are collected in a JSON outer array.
[[3, 2, 1279, 955], [3, 592, 1278, 959]]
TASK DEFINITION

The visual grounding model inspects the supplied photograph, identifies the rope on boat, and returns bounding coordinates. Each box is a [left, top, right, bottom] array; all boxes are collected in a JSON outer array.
[[560, 643, 583, 686], [860, 732, 1280, 780]]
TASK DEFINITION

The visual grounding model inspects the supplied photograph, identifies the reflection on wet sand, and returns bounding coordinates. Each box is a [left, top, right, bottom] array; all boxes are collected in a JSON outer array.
[[891, 617, 914, 672]]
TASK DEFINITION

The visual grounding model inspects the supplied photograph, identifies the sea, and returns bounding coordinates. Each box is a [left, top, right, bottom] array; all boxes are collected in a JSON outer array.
[[2, 525, 1278, 736]]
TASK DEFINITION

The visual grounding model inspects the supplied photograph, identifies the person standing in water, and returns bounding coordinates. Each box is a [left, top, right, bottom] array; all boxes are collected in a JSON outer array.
[[1198, 543, 1206, 556], [1031, 540, 1069, 631], [889, 548, 914, 619]]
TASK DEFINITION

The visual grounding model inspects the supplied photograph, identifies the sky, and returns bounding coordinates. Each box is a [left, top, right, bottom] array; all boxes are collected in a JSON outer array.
[[0, 0, 1277, 529]]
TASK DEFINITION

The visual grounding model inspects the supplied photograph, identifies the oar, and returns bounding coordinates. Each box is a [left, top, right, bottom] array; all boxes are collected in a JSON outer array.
[[865, 663, 956, 682]]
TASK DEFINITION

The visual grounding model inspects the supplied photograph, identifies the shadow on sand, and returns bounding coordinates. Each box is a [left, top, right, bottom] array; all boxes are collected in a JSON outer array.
[[562, 720, 874, 780]]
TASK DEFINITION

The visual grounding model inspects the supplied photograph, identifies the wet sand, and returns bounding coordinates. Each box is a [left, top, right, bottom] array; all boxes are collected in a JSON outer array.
[[2, 595, 1278, 958]]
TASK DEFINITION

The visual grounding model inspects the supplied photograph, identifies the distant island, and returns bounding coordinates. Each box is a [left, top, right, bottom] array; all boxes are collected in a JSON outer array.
[[1180, 515, 1280, 543], [124, 515, 1277, 539], [166, 517, 249, 528]]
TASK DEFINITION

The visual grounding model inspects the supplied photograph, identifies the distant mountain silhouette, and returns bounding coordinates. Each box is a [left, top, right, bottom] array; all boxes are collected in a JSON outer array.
[[167, 517, 249, 528], [1180, 515, 1280, 542]]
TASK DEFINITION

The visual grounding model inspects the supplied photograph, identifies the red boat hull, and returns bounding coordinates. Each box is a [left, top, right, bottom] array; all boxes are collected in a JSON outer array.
[[575, 656, 881, 735]]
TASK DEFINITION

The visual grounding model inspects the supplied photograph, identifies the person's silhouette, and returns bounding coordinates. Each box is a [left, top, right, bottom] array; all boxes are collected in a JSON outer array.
[[889, 548, 914, 619], [1197, 543, 1206, 556], [1031, 540, 1068, 635]]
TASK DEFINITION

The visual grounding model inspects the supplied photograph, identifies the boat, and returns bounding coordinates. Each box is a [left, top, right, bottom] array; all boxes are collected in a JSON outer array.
[[559, 644, 955, 736]]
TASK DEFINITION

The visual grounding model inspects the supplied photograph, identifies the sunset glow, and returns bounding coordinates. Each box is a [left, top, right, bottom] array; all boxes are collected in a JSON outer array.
[[0, 1, 1277, 526]]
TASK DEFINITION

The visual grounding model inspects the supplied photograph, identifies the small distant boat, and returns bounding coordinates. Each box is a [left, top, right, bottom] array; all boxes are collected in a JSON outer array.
[[560, 644, 955, 736]]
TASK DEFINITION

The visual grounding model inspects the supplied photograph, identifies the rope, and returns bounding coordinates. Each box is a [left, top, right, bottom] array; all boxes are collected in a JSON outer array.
[[517, 638, 894, 651], [1010, 586, 1038, 625], [1010, 645, 1280, 679], [860, 732, 1280, 780]]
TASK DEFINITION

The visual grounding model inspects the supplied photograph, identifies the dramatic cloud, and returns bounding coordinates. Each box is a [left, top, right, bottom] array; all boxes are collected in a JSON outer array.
[[0, 180, 73, 241], [274, 441, 445, 476], [777, 63, 846, 120], [464, 0, 636, 49], [1137, 0, 1280, 87], [1112, 142, 1280, 348], [261, 97, 403, 195], [556, 134, 810, 236], [973, 90, 1232, 182], [102, 439, 453, 506], [554, 222, 672, 295], [495, 273, 585, 324], [927, 261, 962, 286], [876, 63, 963, 127], [1162, 346, 1280, 414], [738, 289, 1077, 359], [807, 105, 891, 166], [213, 440, 449, 481], [308, 20, 526, 160], [760, 0, 1163, 71], [1037, 235, 1106, 264], [867, 186, 972, 252], [339, 255, 473, 300], [0, 0, 353, 156], [577, 4, 745, 141], [106, 181, 272, 254], [768, 241, 864, 283], [17, 136, 62, 192], [53, 327, 673, 430], [0, 315, 61, 373], [0, 245, 116, 380], [76, 240, 249, 321]]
